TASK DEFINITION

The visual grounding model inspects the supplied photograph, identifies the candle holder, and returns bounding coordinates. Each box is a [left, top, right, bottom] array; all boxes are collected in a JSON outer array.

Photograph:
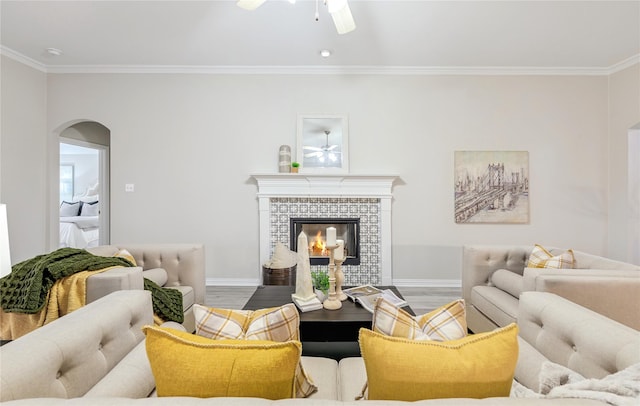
[[322, 244, 342, 310], [334, 258, 347, 301]]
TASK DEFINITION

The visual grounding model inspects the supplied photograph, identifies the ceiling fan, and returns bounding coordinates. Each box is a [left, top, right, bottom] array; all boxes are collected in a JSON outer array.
[[304, 130, 340, 162], [236, 0, 356, 35]]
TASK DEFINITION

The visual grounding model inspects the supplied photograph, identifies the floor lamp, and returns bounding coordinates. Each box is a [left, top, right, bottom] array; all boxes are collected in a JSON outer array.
[[0, 204, 12, 278]]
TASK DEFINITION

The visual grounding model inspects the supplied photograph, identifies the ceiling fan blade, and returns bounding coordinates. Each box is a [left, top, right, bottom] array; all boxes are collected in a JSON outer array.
[[305, 152, 323, 158], [304, 146, 322, 151], [237, 0, 267, 11], [327, 0, 356, 34], [327, 145, 338, 151]]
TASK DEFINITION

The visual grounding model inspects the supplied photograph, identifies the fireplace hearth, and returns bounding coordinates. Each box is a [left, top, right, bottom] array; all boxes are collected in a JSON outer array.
[[290, 218, 360, 265]]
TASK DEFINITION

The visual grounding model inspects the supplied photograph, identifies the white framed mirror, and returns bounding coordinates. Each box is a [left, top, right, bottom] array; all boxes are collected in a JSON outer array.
[[296, 114, 349, 173]]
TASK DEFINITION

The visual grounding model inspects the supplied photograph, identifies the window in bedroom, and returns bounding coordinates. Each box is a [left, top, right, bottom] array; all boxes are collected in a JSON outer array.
[[60, 164, 74, 203]]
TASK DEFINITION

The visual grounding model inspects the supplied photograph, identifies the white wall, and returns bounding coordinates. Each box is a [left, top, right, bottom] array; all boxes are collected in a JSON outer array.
[[43, 72, 611, 284], [59, 153, 99, 200], [0, 55, 47, 263], [607, 64, 640, 263]]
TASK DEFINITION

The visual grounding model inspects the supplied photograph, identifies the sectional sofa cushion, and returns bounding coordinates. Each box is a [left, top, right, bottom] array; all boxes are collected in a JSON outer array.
[[143, 326, 300, 399], [142, 268, 168, 287], [372, 298, 467, 341], [359, 324, 519, 401], [527, 244, 575, 269], [193, 303, 317, 398], [491, 269, 524, 299]]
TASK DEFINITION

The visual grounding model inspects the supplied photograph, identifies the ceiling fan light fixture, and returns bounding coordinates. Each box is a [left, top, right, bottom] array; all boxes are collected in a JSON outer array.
[[327, 0, 356, 34], [237, 0, 267, 11], [46, 47, 63, 56]]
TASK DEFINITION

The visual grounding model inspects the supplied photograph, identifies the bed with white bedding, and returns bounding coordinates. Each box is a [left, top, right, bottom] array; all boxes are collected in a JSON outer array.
[[59, 216, 99, 248], [59, 199, 100, 249]]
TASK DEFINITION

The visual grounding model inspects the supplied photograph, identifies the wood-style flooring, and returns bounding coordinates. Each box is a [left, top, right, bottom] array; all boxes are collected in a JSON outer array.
[[205, 286, 462, 314]]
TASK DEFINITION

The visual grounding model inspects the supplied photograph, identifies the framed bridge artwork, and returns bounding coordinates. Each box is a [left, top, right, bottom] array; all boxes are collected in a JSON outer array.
[[454, 151, 529, 224]]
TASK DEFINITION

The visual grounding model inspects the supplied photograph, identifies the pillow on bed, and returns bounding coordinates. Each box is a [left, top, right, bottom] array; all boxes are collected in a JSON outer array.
[[60, 201, 81, 217], [80, 201, 99, 216]]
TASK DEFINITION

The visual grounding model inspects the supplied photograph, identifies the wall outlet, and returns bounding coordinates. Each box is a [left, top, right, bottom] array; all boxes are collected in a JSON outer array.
[[125, 184, 135, 192]]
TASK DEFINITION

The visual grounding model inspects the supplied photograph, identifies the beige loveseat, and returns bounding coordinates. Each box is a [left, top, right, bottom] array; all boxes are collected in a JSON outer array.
[[87, 244, 205, 331], [2, 289, 638, 405], [462, 245, 640, 333]]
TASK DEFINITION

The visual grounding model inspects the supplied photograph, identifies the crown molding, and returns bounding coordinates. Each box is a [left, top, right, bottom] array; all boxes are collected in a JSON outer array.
[[0, 46, 46, 72], [2, 46, 638, 76], [608, 54, 640, 74], [43, 64, 615, 76]]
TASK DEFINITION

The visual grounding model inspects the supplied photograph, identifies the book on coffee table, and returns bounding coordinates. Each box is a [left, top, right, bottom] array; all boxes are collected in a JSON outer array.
[[342, 285, 407, 313], [291, 294, 324, 312]]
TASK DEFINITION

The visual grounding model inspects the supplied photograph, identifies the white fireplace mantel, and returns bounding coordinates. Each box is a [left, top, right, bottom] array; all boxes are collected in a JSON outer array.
[[251, 173, 398, 197], [251, 174, 399, 285]]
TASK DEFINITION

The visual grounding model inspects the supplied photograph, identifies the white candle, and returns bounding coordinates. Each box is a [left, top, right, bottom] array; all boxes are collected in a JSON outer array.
[[335, 240, 344, 260], [326, 227, 336, 247]]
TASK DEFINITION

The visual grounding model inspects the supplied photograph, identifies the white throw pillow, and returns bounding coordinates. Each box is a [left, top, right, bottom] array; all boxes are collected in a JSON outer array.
[[60, 201, 81, 217], [80, 201, 99, 216]]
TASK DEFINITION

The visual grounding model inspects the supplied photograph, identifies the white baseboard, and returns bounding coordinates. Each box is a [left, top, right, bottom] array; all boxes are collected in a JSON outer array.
[[207, 278, 461, 288], [207, 278, 260, 287], [392, 279, 461, 288]]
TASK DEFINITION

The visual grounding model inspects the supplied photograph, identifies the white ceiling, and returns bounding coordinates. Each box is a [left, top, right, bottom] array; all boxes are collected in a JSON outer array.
[[1, 1, 639, 74]]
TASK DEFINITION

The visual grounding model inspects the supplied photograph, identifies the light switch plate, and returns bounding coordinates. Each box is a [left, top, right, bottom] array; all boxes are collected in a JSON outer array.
[[125, 184, 134, 192]]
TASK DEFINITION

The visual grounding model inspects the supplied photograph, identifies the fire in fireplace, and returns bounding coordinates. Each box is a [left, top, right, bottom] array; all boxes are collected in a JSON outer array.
[[290, 218, 360, 265]]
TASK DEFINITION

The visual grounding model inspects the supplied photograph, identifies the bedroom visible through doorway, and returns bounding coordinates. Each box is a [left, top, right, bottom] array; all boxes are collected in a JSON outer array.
[[59, 142, 101, 248], [58, 121, 110, 249]]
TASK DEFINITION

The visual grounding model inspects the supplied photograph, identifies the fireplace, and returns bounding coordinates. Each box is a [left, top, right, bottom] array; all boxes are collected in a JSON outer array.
[[252, 174, 397, 285], [290, 218, 360, 265]]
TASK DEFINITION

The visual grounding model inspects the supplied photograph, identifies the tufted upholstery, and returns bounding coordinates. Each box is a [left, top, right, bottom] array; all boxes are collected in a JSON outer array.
[[87, 244, 205, 332], [2, 291, 632, 405], [0, 290, 154, 401], [515, 292, 640, 390], [462, 245, 640, 333]]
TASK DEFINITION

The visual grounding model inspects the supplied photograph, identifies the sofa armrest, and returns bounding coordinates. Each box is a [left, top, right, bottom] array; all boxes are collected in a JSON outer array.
[[527, 272, 640, 330], [86, 266, 144, 304], [462, 245, 531, 304], [108, 244, 206, 306], [517, 292, 640, 383], [522, 268, 640, 292], [0, 291, 153, 401]]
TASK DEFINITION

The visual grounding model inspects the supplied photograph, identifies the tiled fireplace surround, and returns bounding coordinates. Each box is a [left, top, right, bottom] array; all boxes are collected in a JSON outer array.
[[253, 174, 397, 285]]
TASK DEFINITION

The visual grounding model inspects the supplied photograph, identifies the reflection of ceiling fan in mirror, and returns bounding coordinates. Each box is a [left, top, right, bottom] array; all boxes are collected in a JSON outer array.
[[304, 130, 340, 162]]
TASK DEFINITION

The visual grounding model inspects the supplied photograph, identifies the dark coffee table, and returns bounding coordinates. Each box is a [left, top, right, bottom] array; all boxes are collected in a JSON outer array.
[[243, 285, 414, 359]]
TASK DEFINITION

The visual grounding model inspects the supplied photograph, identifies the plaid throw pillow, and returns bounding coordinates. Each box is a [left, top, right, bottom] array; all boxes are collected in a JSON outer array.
[[527, 244, 575, 269], [193, 303, 317, 398], [372, 297, 467, 341]]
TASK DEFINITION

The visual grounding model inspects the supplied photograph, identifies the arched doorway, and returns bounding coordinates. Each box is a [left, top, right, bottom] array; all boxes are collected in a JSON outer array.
[[51, 121, 110, 249]]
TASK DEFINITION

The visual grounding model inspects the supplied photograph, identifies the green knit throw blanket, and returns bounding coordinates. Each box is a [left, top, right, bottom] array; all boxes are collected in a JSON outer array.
[[0, 247, 184, 323]]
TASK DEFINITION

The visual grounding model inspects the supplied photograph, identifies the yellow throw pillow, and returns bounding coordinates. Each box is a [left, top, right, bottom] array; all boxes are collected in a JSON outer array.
[[143, 326, 300, 399], [373, 297, 467, 341], [193, 303, 317, 398], [359, 324, 519, 401], [527, 244, 575, 269]]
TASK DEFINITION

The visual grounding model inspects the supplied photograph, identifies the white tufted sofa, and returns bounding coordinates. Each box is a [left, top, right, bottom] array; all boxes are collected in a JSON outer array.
[[86, 244, 205, 332], [1, 290, 638, 405], [462, 245, 640, 333]]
